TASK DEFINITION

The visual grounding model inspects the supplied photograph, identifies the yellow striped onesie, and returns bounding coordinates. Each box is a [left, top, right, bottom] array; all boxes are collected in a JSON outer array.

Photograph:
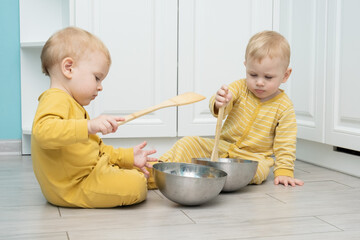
[[159, 79, 297, 184]]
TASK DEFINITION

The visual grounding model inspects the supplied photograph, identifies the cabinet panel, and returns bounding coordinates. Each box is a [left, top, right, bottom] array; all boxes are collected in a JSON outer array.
[[325, 0, 360, 151], [75, 0, 178, 138], [20, 0, 73, 154], [277, 0, 360, 151], [178, 0, 273, 136], [275, 0, 327, 142], [19, 0, 71, 44]]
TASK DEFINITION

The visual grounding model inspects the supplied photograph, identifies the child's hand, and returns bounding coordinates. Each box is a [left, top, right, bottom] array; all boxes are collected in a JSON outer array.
[[274, 176, 304, 187], [133, 141, 158, 177], [215, 85, 232, 110], [88, 115, 125, 135]]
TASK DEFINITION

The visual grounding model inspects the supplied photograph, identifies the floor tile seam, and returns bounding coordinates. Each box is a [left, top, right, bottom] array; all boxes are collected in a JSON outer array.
[[208, 215, 323, 226], [0, 185, 41, 189], [1, 218, 197, 236], [294, 167, 312, 173], [0, 216, 63, 222], [299, 179, 356, 189], [180, 209, 196, 224], [217, 229, 345, 240], [126, 215, 334, 230], [2, 216, 337, 237], [188, 216, 345, 240], [303, 187, 360, 196], [266, 190, 360, 204], [0, 205, 51, 210], [58, 208, 183, 219], [314, 215, 344, 231], [265, 193, 287, 204], [298, 162, 360, 179], [0, 203, 48, 208], [0, 231, 69, 239], [315, 211, 360, 218], [58, 206, 62, 217], [331, 179, 357, 188], [302, 179, 348, 184], [152, 190, 165, 199]]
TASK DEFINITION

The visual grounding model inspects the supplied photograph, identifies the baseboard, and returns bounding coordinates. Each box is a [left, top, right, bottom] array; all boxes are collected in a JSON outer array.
[[296, 138, 360, 178], [0, 140, 22, 155]]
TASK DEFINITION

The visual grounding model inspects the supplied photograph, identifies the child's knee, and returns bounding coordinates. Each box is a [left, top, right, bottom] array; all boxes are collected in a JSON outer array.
[[159, 136, 199, 162], [250, 162, 271, 185], [178, 136, 197, 146], [250, 175, 266, 185], [82, 186, 147, 208], [118, 171, 148, 201], [81, 170, 148, 207]]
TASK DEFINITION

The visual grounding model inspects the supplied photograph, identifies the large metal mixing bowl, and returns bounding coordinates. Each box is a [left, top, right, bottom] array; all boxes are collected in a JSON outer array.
[[192, 158, 258, 192], [153, 162, 227, 206]]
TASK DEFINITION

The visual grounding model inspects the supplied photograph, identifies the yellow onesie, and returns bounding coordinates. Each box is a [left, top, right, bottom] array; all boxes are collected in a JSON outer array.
[[31, 88, 147, 208], [159, 79, 297, 184]]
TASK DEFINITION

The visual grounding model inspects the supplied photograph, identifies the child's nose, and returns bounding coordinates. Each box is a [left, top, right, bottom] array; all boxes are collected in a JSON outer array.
[[256, 79, 265, 86], [97, 83, 103, 91]]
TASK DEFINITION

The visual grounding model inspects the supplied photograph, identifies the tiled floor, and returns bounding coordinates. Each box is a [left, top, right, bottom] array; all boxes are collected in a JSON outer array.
[[1, 154, 360, 239]]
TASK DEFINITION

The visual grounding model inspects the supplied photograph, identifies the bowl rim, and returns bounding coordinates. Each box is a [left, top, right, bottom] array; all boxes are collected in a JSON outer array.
[[192, 158, 258, 164], [153, 162, 228, 179]]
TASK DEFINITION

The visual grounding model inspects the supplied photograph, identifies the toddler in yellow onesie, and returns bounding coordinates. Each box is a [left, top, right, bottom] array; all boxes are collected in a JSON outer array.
[[160, 31, 304, 187], [31, 27, 157, 208]]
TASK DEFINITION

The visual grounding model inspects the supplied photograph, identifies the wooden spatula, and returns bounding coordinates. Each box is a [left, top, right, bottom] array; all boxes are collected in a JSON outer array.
[[117, 92, 206, 126], [210, 106, 225, 162]]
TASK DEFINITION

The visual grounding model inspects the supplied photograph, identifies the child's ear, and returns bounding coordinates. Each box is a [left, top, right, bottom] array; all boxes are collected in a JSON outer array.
[[282, 67, 292, 83], [62, 57, 74, 79]]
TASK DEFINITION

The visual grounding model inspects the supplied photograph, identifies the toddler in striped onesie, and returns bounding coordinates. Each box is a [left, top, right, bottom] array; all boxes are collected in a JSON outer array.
[[159, 31, 304, 187]]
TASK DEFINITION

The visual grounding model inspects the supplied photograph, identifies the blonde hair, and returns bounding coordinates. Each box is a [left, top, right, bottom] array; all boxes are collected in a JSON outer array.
[[245, 31, 290, 68], [41, 26, 111, 76]]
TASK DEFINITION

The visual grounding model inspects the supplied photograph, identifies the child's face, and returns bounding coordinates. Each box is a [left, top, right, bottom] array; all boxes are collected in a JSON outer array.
[[244, 56, 291, 102], [68, 50, 110, 106]]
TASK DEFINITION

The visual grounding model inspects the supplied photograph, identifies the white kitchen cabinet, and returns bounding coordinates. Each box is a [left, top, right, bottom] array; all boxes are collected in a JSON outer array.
[[177, 0, 273, 136], [274, 0, 327, 143], [20, 0, 273, 154], [74, 0, 178, 138], [325, 0, 360, 151], [20, 0, 178, 154], [76, 0, 273, 138], [276, 0, 360, 152]]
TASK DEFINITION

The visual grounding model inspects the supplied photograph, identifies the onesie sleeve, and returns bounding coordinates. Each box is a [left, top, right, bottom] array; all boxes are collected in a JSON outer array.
[[209, 79, 245, 117], [32, 92, 89, 149], [273, 104, 297, 178], [99, 139, 134, 169], [209, 95, 233, 117]]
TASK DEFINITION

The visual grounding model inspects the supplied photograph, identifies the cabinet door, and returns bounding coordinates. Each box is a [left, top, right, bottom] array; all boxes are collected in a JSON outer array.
[[325, 0, 360, 151], [274, 0, 327, 142], [177, 0, 273, 136], [75, 0, 178, 138]]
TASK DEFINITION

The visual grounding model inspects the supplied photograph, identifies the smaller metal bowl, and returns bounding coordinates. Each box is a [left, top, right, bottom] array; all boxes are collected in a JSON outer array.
[[192, 158, 258, 192], [153, 162, 227, 206]]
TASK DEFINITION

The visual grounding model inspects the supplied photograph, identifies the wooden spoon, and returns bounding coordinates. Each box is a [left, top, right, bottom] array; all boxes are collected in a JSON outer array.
[[210, 106, 225, 162], [117, 92, 206, 126]]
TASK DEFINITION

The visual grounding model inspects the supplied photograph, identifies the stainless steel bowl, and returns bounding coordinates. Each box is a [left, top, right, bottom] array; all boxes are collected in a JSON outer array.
[[192, 158, 258, 192], [153, 162, 227, 206]]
